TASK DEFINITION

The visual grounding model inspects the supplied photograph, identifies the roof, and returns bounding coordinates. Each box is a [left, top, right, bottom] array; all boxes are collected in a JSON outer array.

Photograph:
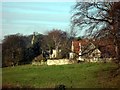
[[71, 39, 116, 58], [72, 39, 95, 54]]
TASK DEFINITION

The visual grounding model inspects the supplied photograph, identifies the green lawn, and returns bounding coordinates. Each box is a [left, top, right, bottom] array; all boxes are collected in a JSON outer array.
[[2, 62, 120, 88]]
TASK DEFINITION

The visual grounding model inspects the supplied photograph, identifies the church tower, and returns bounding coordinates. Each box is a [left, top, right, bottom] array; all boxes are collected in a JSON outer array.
[[31, 32, 35, 45]]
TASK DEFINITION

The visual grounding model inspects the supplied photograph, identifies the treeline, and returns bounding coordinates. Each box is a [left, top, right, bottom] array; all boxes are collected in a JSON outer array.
[[2, 33, 37, 67], [2, 29, 76, 67]]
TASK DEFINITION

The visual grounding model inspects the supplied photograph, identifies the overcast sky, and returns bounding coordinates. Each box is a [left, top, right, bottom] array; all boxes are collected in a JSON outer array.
[[1, 1, 75, 42]]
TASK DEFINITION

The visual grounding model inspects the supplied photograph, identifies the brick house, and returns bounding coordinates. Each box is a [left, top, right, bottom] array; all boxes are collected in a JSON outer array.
[[69, 39, 101, 62]]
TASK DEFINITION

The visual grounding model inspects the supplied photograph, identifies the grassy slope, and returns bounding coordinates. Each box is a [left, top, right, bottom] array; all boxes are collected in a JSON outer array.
[[2, 63, 120, 88]]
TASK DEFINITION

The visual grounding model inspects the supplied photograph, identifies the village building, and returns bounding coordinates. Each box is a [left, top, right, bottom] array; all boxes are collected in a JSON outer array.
[[69, 39, 101, 62], [69, 38, 116, 62], [49, 49, 61, 59], [93, 39, 116, 59], [31, 32, 115, 65]]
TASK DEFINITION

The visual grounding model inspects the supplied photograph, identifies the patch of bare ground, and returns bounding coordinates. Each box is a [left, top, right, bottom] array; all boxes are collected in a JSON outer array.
[[97, 67, 120, 88]]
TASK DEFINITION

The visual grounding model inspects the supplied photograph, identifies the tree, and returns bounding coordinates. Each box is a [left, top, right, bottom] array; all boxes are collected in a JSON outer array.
[[23, 33, 43, 64], [2, 33, 44, 66], [109, 2, 120, 63], [2, 34, 27, 67], [47, 29, 64, 50], [46, 29, 70, 58], [71, 1, 120, 64]]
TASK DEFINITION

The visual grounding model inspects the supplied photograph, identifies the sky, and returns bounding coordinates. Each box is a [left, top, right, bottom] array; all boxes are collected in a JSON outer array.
[[1, 1, 76, 42]]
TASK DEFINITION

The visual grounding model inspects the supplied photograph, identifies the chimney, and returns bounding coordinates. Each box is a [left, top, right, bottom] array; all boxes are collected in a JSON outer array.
[[71, 41, 74, 52], [79, 42, 82, 56]]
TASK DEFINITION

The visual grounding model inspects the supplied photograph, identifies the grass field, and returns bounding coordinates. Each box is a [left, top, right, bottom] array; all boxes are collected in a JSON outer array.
[[2, 62, 120, 88]]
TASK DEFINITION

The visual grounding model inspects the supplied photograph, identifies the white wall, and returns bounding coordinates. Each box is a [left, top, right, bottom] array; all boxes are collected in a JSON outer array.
[[47, 59, 74, 65]]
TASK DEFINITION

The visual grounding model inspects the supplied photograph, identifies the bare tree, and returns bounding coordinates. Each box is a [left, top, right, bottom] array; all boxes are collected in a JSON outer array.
[[71, 1, 120, 64], [46, 29, 68, 57]]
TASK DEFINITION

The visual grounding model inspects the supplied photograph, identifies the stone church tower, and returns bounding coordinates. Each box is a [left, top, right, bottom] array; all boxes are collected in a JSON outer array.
[[31, 32, 35, 45]]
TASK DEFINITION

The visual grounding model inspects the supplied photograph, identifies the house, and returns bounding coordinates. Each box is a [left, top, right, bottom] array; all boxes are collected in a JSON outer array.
[[93, 39, 116, 58], [49, 49, 61, 59], [69, 39, 101, 62]]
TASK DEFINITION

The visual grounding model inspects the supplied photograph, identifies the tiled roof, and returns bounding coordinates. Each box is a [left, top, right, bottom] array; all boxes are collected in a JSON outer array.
[[72, 39, 91, 54], [72, 39, 116, 58]]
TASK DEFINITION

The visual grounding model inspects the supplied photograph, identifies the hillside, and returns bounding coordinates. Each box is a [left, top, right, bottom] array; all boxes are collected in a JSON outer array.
[[2, 63, 120, 88], [0, 44, 1, 67]]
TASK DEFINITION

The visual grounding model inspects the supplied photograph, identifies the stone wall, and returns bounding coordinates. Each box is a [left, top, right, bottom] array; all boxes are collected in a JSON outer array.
[[32, 58, 113, 66], [32, 59, 75, 66], [47, 59, 75, 65], [84, 58, 113, 62]]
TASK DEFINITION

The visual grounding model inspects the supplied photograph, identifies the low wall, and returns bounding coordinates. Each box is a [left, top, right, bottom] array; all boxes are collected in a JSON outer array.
[[32, 58, 113, 66], [47, 59, 74, 65], [84, 58, 113, 62], [32, 59, 75, 66]]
